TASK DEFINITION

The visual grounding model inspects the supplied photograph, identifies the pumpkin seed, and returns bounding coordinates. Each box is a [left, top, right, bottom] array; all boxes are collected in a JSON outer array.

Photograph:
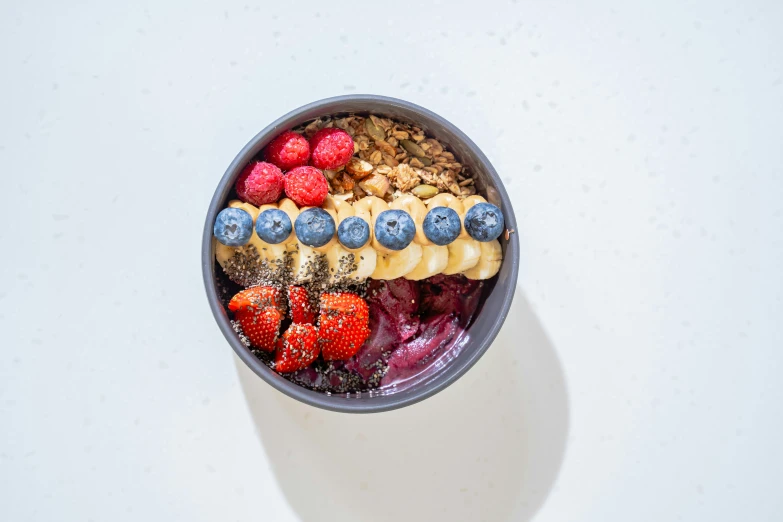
[[401, 139, 426, 157], [364, 118, 386, 141], [411, 184, 439, 199]]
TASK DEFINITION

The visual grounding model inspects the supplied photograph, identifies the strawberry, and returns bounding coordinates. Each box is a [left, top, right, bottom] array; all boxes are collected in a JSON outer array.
[[319, 292, 370, 320], [288, 285, 316, 324], [228, 286, 283, 313], [275, 323, 319, 373], [235, 307, 282, 351], [318, 292, 370, 361], [318, 314, 370, 361]]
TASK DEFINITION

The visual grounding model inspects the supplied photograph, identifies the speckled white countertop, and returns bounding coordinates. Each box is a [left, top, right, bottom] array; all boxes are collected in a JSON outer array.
[[1, 1, 781, 520]]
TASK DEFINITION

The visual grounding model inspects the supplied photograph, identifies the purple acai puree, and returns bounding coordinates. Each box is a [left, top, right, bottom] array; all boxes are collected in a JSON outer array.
[[347, 275, 483, 389]]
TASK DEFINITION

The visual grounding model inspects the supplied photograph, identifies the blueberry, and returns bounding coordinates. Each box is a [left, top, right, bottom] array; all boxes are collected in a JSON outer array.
[[294, 207, 335, 248], [214, 207, 253, 247], [255, 209, 292, 244], [374, 209, 415, 251], [337, 216, 370, 249], [422, 207, 461, 246], [464, 202, 505, 242]]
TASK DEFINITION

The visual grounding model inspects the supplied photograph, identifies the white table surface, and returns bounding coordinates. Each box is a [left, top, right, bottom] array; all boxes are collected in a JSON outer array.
[[2, 0, 781, 520]]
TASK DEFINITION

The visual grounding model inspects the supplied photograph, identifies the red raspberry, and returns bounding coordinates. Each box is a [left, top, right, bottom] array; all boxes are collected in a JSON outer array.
[[264, 131, 310, 170], [235, 161, 284, 206], [284, 166, 329, 207], [309, 128, 354, 170]]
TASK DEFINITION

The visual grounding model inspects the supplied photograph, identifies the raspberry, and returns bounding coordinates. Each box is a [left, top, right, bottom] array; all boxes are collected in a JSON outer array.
[[235, 161, 284, 206], [284, 166, 329, 207], [264, 131, 310, 170], [309, 128, 354, 170]]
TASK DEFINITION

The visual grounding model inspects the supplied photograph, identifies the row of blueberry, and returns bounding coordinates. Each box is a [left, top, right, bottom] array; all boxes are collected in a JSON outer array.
[[214, 202, 505, 251]]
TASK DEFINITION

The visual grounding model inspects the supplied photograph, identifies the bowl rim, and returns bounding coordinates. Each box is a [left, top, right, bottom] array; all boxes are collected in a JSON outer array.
[[202, 94, 519, 413]]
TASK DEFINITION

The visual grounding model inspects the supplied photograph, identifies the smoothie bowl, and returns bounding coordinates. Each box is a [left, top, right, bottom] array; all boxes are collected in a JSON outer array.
[[202, 95, 519, 413]]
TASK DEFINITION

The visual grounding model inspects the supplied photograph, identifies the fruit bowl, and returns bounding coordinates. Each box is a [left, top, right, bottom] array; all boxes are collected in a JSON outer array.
[[202, 95, 519, 413]]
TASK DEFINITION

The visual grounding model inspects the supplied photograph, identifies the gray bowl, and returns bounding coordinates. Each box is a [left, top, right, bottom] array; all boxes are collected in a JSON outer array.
[[202, 95, 519, 413]]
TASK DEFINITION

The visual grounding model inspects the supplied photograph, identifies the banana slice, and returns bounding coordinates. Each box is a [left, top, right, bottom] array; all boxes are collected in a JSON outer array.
[[426, 193, 471, 240], [462, 239, 502, 280], [322, 196, 376, 282], [355, 195, 421, 280], [352, 246, 377, 280], [403, 245, 448, 280], [390, 194, 430, 246], [443, 238, 482, 274], [214, 239, 237, 270], [391, 194, 447, 281], [290, 242, 319, 283], [371, 243, 423, 280], [228, 199, 261, 221], [276, 198, 300, 245]]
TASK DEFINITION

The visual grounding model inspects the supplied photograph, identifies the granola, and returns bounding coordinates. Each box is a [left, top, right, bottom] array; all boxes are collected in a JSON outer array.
[[292, 114, 477, 201]]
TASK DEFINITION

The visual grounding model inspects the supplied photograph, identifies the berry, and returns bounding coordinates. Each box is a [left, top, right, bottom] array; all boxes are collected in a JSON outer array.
[[374, 209, 415, 251], [317, 292, 370, 361], [213, 207, 253, 247], [255, 209, 292, 244], [283, 166, 329, 207], [288, 286, 316, 324], [234, 307, 282, 351], [275, 323, 319, 372], [264, 131, 310, 170], [464, 203, 505, 242], [319, 314, 370, 361], [228, 286, 283, 314], [422, 207, 461, 246], [235, 161, 284, 206], [294, 208, 335, 248], [337, 216, 370, 249], [320, 292, 370, 319], [309, 128, 354, 170]]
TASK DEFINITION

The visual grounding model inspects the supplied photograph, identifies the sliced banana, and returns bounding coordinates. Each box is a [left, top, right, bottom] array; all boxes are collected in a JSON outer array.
[[228, 199, 261, 221], [216, 192, 502, 283], [443, 238, 482, 275], [390, 195, 450, 280], [357, 195, 422, 280], [290, 242, 319, 283], [322, 196, 376, 282], [276, 198, 300, 246], [214, 239, 238, 270], [390, 194, 431, 246], [426, 193, 471, 240], [403, 244, 448, 280], [352, 246, 377, 280], [371, 243, 423, 280], [462, 239, 502, 280]]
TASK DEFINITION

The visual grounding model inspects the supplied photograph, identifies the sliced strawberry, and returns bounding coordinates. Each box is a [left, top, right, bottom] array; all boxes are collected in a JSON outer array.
[[319, 292, 369, 320], [288, 285, 316, 324], [228, 286, 283, 313], [318, 314, 370, 361], [318, 292, 370, 361], [235, 307, 282, 351], [275, 323, 319, 373]]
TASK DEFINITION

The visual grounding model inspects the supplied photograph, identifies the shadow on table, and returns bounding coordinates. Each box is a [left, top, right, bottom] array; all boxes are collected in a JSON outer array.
[[236, 289, 569, 522]]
